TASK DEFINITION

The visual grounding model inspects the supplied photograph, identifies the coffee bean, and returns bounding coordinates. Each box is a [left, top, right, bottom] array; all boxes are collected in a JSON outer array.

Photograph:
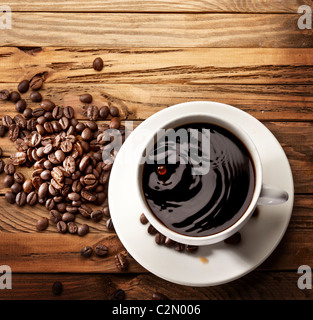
[[164, 237, 176, 247], [79, 93, 93, 104], [23, 179, 33, 193], [18, 80, 29, 93], [30, 91, 42, 102], [59, 116, 69, 130], [54, 150, 65, 163], [109, 288, 125, 301], [106, 218, 114, 231], [11, 182, 22, 194], [224, 232, 241, 245], [152, 292, 169, 300], [109, 106, 119, 117], [16, 191, 27, 207], [109, 117, 121, 129], [114, 253, 128, 271], [10, 91, 21, 103], [8, 124, 19, 141], [38, 182, 49, 198], [0, 89, 10, 100], [30, 76, 43, 90], [56, 220, 67, 233], [27, 191, 38, 206], [77, 224, 89, 236], [2, 115, 13, 128], [52, 281, 63, 296], [174, 243, 185, 252], [186, 245, 199, 253], [0, 147, 2, 157], [86, 120, 98, 132], [81, 127, 92, 141], [91, 210, 103, 222], [5, 191, 16, 204], [93, 57, 104, 71], [44, 122, 54, 134], [32, 107, 45, 118], [68, 192, 80, 201], [15, 99, 27, 113], [43, 143, 53, 155], [4, 175, 14, 188], [40, 99, 55, 112], [23, 108, 33, 119], [60, 140, 72, 153], [140, 213, 148, 225], [99, 170, 110, 185], [4, 163, 15, 175], [10, 152, 27, 165], [63, 156, 76, 174], [99, 105, 109, 119], [94, 244, 108, 257], [103, 206, 110, 218], [81, 189, 97, 202], [87, 105, 99, 121], [0, 125, 6, 137], [81, 246, 93, 258], [67, 221, 78, 234], [155, 232, 166, 245], [36, 217, 49, 231], [14, 172, 25, 184], [64, 106, 74, 119], [62, 212, 75, 223], [77, 206, 91, 220], [49, 210, 62, 224]]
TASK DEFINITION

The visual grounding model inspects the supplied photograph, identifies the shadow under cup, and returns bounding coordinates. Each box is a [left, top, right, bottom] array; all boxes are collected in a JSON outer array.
[[137, 115, 263, 246]]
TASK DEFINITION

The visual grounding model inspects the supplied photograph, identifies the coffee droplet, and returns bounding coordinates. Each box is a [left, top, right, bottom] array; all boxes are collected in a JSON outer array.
[[199, 257, 209, 264], [157, 165, 167, 176]]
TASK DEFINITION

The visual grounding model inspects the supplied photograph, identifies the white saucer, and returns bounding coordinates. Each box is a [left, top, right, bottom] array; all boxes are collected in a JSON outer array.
[[108, 101, 294, 287]]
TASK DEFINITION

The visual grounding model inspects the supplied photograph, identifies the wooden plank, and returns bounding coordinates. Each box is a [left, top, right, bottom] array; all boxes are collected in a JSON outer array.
[[0, 195, 311, 272], [1, 13, 312, 47], [0, 272, 309, 300], [0, 120, 311, 193], [1, 47, 313, 84], [1, 83, 313, 121], [6, 0, 309, 13]]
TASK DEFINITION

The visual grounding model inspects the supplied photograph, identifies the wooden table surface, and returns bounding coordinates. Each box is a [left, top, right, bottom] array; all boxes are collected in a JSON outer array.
[[0, 0, 313, 300]]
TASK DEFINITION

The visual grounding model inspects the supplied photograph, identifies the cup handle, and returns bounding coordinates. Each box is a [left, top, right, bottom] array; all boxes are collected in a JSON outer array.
[[257, 184, 289, 206]]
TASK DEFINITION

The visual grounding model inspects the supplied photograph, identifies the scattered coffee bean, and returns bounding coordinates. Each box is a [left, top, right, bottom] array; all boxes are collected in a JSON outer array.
[[52, 281, 63, 296], [30, 76, 44, 90], [155, 232, 166, 245], [67, 221, 78, 234], [17, 80, 29, 93], [174, 243, 185, 252], [109, 117, 121, 129], [109, 106, 119, 117], [14, 172, 25, 184], [94, 244, 108, 257], [81, 246, 93, 258], [5, 191, 16, 204], [93, 57, 104, 71], [40, 99, 55, 112], [91, 210, 103, 222], [114, 253, 128, 271], [27, 191, 38, 206], [10, 91, 21, 103], [0, 89, 10, 100], [147, 224, 158, 235], [186, 245, 199, 253], [77, 224, 89, 236], [15, 99, 27, 113], [30, 91, 42, 102], [4, 163, 15, 175], [79, 93, 93, 104], [106, 218, 114, 231], [23, 179, 33, 193], [140, 213, 148, 225], [16, 191, 27, 206], [99, 105, 109, 119], [36, 217, 49, 231], [50, 210, 62, 224], [11, 182, 23, 194], [86, 105, 99, 121], [109, 289, 125, 301], [56, 220, 67, 233], [4, 175, 14, 188]]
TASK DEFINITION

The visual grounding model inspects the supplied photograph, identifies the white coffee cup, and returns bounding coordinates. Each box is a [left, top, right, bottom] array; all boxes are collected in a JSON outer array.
[[135, 112, 289, 246]]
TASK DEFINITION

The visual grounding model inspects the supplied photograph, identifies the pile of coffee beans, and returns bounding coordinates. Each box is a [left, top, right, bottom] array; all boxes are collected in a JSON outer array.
[[0, 75, 124, 236]]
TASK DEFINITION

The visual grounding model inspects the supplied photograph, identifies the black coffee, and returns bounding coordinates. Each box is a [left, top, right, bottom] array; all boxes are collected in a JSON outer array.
[[142, 123, 255, 237]]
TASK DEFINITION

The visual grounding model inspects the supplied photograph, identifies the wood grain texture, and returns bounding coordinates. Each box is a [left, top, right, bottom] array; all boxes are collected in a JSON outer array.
[[2, 13, 313, 47], [0, 272, 309, 300], [0, 195, 311, 272], [6, 0, 311, 13], [1, 47, 313, 85], [1, 82, 313, 121]]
